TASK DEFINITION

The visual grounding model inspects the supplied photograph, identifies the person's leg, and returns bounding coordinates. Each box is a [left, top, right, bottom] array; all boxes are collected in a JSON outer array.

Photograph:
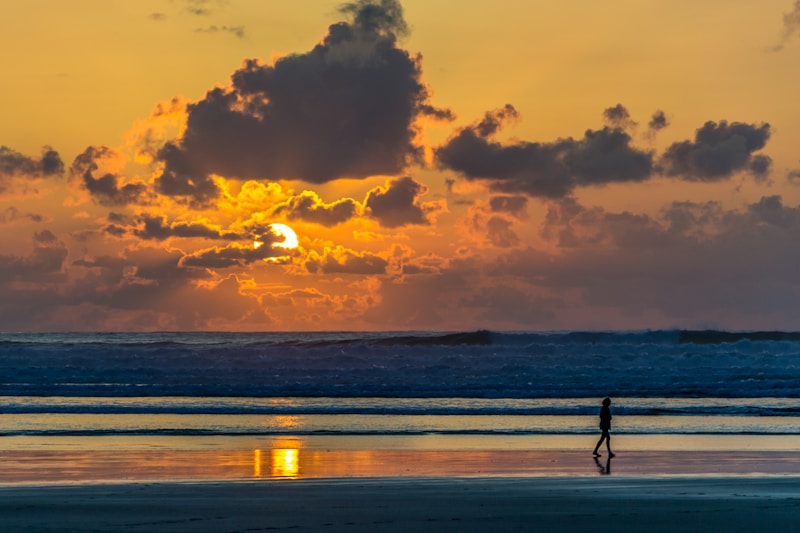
[[606, 433, 615, 456], [593, 434, 605, 455]]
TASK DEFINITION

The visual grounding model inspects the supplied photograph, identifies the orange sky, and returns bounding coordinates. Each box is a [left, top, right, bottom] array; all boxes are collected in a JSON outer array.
[[1, 0, 800, 331]]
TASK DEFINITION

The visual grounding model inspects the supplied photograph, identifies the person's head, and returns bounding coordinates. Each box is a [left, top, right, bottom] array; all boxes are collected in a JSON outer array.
[[602, 397, 611, 406]]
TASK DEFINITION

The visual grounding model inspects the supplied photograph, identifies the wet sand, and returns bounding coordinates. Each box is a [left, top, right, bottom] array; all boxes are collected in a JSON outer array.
[[1, 435, 799, 531], [1, 477, 799, 532]]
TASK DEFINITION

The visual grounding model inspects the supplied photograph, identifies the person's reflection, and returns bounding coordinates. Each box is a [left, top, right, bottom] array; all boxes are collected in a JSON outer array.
[[594, 455, 612, 475]]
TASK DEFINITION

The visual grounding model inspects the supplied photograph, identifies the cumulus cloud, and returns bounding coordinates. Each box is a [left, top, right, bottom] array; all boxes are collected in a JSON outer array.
[[71, 146, 151, 206], [0, 230, 67, 280], [179, 240, 289, 269], [648, 110, 669, 132], [493, 194, 800, 327], [462, 199, 523, 248], [174, 223, 300, 269], [602, 103, 637, 130], [659, 120, 772, 180], [129, 214, 241, 241], [154, 144, 220, 204], [272, 191, 360, 227], [441, 107, 774, 197], [364, 176, 434, 227], [437, 105, 654, 198], [745, 194, 800, 229], [489, 195, 528, 219], [154, 0, 450, 203], [305, 246, 388, 275], [0, 146, 63, 193], [542, 197, 668, 249], [486, 216, 520, 248]]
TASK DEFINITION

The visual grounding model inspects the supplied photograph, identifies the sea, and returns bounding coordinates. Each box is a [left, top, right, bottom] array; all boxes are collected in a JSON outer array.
[[1, 330, 800, 438]]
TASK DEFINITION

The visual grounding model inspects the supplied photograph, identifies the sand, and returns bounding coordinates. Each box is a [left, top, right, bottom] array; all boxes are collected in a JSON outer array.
[[1, 436, 799, 531], [1, 477, 800, 532]]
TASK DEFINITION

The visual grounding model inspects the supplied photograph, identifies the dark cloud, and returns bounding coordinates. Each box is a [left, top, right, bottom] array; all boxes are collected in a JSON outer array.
[[749, 154, 773, 180], [660, 120, 771, 181], [155, 0, 450, 203], [542, 197, 668, 249], [602, 103, 636, 129], [178, 227, 290, 269], [272, 191, 359, 227], [489, 195, 528, 219], [339, 0, 409, 37], [305, 247, 388, 275], [437, 105, 653, 198], [179, 243, 287, 269], [661, 200, 723, 238], [772, 0, 800, 51], [477, 195, 800, 328], [648, 110, 669, 132], [0, 206, 46, 224], [107, 212, 127, 224], [195, 25, 245, 39], [153, 144, 219, 205], [486, 216, 519, 248], [0, 146, 63, 193], [788, 169, 800, 185], [103, 224, 128, 238], [131, 214, 241, 241], [0, 146, 63, 177], [0, 230, 67, 280], [475, 104, 518, 137], [745, 195, 799, 229], [71, 146, 151, 206], [364, 176, 430, 227]]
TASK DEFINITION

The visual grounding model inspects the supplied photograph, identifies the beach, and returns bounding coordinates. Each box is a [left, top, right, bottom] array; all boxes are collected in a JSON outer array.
[[3, 476, 800, 532], [1, 435, 800, 531], [2, 331, 800, 530]]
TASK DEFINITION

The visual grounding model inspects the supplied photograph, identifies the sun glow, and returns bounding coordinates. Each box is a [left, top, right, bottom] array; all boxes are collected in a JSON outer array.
[[254, 223, 299, 250]]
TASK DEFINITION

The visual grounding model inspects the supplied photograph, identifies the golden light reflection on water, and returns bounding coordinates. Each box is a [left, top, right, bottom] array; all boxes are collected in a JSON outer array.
[[272, 415, 300, 429], [252, 446, 300, 478], [2, 444, 800, 483], [254, 449, 262, 477], [271, 448, 299, 477]]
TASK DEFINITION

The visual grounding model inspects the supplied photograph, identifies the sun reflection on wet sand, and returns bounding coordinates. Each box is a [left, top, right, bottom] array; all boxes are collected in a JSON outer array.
[[1, 446, 800, 484], [271, 449, 299, 478], [1, 434, 800, 483], [253, 449, 261, 477]]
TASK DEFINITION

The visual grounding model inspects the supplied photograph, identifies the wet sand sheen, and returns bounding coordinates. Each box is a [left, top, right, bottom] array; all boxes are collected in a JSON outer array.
[[1, 436, 799, 531], [2, 448, 800, 483]]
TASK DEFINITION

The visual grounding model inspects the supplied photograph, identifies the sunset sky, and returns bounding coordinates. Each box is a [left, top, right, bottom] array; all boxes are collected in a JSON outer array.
[[2, 0, 800, 331]]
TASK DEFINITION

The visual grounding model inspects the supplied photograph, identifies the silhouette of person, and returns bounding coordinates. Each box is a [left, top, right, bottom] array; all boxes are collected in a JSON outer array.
[[592, 397, 615, 457]]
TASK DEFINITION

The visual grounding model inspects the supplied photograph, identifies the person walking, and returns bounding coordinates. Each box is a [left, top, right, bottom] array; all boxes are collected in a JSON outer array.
[[592, 397, 615, 457]]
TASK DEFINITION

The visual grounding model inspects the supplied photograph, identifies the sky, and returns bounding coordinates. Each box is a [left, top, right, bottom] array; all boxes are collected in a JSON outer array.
[[1, 0, 800, 332]]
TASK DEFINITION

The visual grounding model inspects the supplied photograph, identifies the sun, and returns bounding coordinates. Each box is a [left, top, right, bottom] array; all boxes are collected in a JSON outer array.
[[254, 223, 299, 250]]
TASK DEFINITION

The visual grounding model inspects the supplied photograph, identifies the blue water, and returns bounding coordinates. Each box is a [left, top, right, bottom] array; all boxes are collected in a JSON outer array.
[[1, 330, 799, 437]]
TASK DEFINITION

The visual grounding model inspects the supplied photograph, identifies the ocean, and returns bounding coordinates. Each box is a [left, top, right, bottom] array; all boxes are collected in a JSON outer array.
[[2, 330, 800, 438]]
